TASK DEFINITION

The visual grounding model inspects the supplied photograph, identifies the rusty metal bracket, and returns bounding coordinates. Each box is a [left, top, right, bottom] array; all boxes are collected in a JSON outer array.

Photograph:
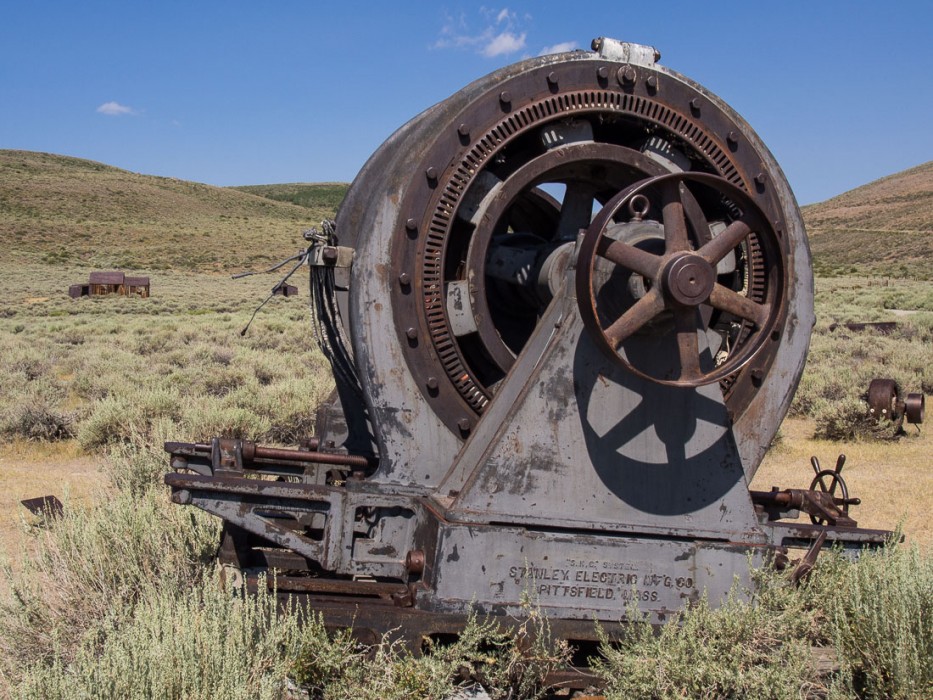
[[790, 529, 828, 584], [309, 244, 354, 268]]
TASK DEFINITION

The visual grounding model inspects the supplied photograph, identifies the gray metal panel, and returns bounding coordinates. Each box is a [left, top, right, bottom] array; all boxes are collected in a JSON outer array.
[[441, 279, 763, 541], [425, 524, 766, 623]]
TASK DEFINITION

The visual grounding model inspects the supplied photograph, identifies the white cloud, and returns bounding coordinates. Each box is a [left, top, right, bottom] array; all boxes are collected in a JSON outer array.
[[539, 41, 577, 56], [96, 101, 137, 116], [433, 7, 529, 58], [482, 31, 527, 57]]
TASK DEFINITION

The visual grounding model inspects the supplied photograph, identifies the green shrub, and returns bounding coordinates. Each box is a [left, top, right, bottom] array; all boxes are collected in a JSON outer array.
[[11, 581, 305, 700], [292, 607, 568, 700], [811, 544, 933, 699], [0, 484, 218, 678], [592, 577, 819, 700], [813, 396, 898, 441], [7, 401, 74, 441], [78, 387, 183, 450]]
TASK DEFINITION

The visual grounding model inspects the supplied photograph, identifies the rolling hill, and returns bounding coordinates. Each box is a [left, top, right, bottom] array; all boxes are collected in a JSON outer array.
[[231, 183, 348, 215], [802, 161, 933, 279], [3, 149, 931, 279], [0, 150, 330, 272]]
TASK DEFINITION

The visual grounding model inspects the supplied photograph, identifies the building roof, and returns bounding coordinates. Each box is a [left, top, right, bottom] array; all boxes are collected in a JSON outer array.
[[88, 271, 125, 285], [124, 276, 150, 286]]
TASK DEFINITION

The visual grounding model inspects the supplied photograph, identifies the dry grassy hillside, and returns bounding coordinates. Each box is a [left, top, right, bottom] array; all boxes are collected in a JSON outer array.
[[0, 150, 326, 272], [803, 161, 933, 279]]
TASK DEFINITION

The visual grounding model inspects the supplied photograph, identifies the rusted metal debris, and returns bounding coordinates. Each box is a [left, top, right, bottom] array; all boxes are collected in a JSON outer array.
[[829, 321, 899, 334], [163, 37, 904, 688], [20, 495, 64, 519], [867, 377, 925, 427]]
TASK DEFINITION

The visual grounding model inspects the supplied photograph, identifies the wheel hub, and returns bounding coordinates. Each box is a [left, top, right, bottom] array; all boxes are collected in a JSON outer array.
[[663, 253, 716, 307]]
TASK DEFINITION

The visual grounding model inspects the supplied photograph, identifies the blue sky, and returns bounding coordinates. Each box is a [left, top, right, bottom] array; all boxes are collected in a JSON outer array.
[[2, 1, 931, 204]]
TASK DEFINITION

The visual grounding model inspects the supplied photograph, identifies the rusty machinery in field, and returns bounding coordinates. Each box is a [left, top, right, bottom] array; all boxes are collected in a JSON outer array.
[[165, 39, 903, 648]]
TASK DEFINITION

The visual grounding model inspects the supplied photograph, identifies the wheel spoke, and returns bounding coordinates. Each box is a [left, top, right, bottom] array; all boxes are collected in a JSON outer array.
[[699, 219, 751, 265], [661, 180, 690, 254], [708, 284, 770, 327], [674, 307, 701, 380], [598, 238, 662, 279], [604, 287, 665, 348], [555, 182, 595, 240]]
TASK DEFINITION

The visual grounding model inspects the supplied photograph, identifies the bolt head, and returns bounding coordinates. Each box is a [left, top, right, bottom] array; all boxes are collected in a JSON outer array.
[[547, 71, 558, 85], [646, 75, 658, 89], [426, 377, 439, 390], [597, 65, 609, 79], [499, 90, 512, 104], [405, 327, 418, 340], [617, 65, 636, 84], [457, 417, 471, 431], [457, 123, 469, 137], [425, 166, 438, 181], [405, 218, 417, 231], [398, 272, 411, 286]]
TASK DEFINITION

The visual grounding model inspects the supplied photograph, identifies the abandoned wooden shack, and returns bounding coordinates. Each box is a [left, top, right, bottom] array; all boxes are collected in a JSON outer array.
[[68, 271, 151, 298]]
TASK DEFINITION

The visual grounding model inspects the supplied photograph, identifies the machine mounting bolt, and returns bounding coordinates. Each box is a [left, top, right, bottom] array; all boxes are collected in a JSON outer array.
[[727, 131, 738, 146], [617, 65, 636, 84], [405, 327, 418, 340], [499, 90, 512, 104], [457, 417, 471, 432], [425, 166, 438, 181], [754, 172, 767, 187], [405, 218, 417, 232], [457, 123, 469, 137], [597, 65, 609, 80], [398, 272, 411, 286], [646, 75, 658, 90], [547, 71, 559, 85], [690, 98, 702, 113], [426, 377, 439, 390]]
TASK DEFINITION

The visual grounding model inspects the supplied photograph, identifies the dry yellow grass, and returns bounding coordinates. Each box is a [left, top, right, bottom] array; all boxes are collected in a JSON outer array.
[[753, 418, 933, 548], [0, 440, 106, 564]]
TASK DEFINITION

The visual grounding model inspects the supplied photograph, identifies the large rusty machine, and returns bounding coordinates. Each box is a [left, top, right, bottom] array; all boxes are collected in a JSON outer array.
[[165, 39, 896, 647]]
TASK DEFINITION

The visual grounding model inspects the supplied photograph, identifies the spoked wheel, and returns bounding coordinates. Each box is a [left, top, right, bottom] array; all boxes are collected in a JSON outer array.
[[576, 172, 786, 387], [809, 454, 851, 526]]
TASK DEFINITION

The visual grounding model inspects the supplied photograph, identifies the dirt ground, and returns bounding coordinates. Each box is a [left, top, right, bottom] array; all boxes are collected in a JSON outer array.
[[0, 440, 106, 566]]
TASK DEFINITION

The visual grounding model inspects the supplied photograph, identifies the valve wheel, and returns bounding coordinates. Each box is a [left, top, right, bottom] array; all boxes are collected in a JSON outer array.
[[809, 469, 851, 526], [576, 172, 785, 387]]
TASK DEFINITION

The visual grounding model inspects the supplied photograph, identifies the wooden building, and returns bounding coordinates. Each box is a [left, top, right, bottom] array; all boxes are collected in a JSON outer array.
[[69, 271, 150, 298]]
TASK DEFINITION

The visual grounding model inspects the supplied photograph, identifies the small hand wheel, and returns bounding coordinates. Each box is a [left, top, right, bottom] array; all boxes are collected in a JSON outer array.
[[575, 172, 785, 386], [809, 454, 850, 525]]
